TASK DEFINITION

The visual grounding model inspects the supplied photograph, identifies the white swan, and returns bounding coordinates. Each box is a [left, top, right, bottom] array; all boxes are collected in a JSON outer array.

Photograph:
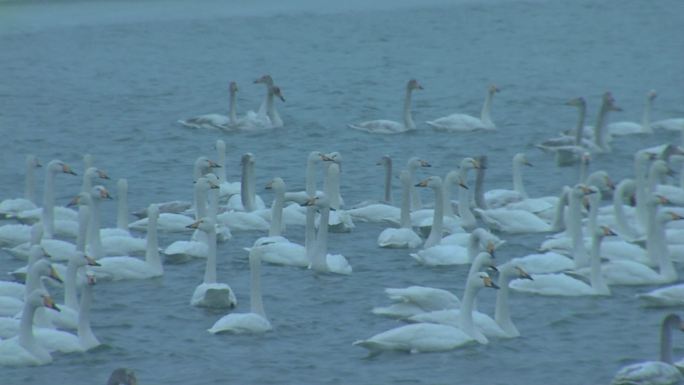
[[245, 74, 285, 129], [215, 139, 241, 200], [0, 155, 41, 218], [377, 170, 422, 248], [189, 217, 237, 308], [249, 178, 308, 267], [348, 79, 422, 134], [348, 155, 400, 224], [591, 92, 623, 151], [178, 81, 240, 130], [652, 117, 684, 131], [354, 272, 499, 354], [638, 284, 684, 307], [475, 206, 551, 234], [408, 264, 533, 339], [0, 289, 58, 366], [0, 255, 63, 319], [303, 195, 352, 275], [536, 97, 599, 165], [611, 313, 684, 385], [91, 203, 164, 281], [224, 152, 267, 212], [427, 84, 499, 131], [484, 153, 532, 208], [608, 90, 657, 136], [510, 225, 612, 296], [208, 244, 272, 334], [322, 162, 354, 232], [100, 179, 146, 256]]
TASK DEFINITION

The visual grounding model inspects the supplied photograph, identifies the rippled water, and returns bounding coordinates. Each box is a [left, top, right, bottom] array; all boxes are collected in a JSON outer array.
[[1, 0, 684, 384]]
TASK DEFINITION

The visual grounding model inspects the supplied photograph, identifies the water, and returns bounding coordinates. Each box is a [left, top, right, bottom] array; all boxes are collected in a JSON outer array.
[[1, 0, 684, 383]]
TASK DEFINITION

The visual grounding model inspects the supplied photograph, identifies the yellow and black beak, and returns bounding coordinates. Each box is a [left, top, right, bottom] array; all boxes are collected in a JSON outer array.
[[49, 267, 63, 284], [187, 220, 201, 229], [458, 178, 469, 190], [67, 195, 81, 207], [483, 276, 500, 290], [86, 255, 101, 267], [301, 196, 317, 207], [97, 170, 110, 180], [419, 160, 431, 168], [63, 164, 77, 176], [415, 179, 429, 188], [43, 295, 61, 312]]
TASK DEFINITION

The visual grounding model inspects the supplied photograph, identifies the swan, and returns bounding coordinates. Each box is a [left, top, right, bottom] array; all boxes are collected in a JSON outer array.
[[322, 162, 354, 232], [610, 313, 684, 385], [404, 156, 432, 211], [411, 223, 498, 267], [377, 170, 422, 248], [107, 368, 138, 385], [0, 154, 41, 218], [303, 195, 352, 275], [408, 264, 533, 339], [536, 97, 599, 165], [475, 206, 551, 234], [427, 84, 499, 131], [638, 283, 684, 307], [215, 139, 241, 200], [347, 155, 400, 224], [591, 92, 623, 152], [484, 153, 532, 208], [0, 289, 58, 366], [249, 178, 308, 267], [0, 255, 63, 319], [91, 203, 164, 281], [510, 225, 612, 296], [354, 272, 499, 354], [225, 152, 266, 212], [245, 74, 285, 129], [178, 81, 240, 130], [208, 244, 272, 334], [652, 117, 684, 131], [608, 90, 657, 136], [371, 252, 496, 319], [348, 79, 423, 134], [648, 160, 684, 206], [189, 217, 237, 308]]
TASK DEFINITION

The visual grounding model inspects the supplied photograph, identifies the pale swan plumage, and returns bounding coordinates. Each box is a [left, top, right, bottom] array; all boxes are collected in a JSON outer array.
[[607, 90, 657, 136], [348, 79, 422, 134], [0, 155, 41, 218], [303, 195, 352, 275], [427, 85, 499, 131], [178, 81, 240, 130], [377, 170, 422, 248]]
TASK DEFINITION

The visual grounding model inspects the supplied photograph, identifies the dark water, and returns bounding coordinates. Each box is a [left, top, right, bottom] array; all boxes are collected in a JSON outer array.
[[1, 0, 683, 384]]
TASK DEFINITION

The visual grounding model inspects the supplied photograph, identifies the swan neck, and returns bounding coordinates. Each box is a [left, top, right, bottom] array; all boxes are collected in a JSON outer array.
[[459, 279, 479, 337], [635, 155, 650, 228], [25, 161, 36, 203], [194, 184, 208, 220], [326, 168, 341, 210], [641, 95, 653, 133], [240, 160, 253, 212], [116, 180, 129, 231], [64, 261, 79, 311], [458, 170, 476, 229], [269, 189, 284, 237], [480, 90, 494, 125], [383, 160, 392, 204], [569, 192, 588, 268], [145, 212, 162, 273], [305, 158, 317, 196], [648, 206, 676, 280], [402, 88, 415, 130], [42, 170, 56, 239], [474, 156, 488, 209], [78, 283, 98, 346], [512, 160, 527, 198], [590, 233, 609, 294], [574, 104, 586, 145], [305, 207, 316, 263], [408, 167, 422, 210], [204, 228, 218, 283], [312, 206, 330, 272], [76, 205, 89, 252], [424, 185, 444, 248], [613, 183, 637, 239], [593, 102, 610, 150], [400, 176, 411, 229], [249, 253, 266, 318], [494, 273, 518, 336], [550, 189, 568, 232], [88, 197, 104, 259], [229, 89, 237, 124], [660, 317, 676, 363], [442, 176, 455, 218], [19, 299, 38, 348]]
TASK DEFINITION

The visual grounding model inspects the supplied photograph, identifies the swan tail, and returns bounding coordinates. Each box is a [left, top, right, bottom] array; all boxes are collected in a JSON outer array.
[[352, 339, 383, 356]]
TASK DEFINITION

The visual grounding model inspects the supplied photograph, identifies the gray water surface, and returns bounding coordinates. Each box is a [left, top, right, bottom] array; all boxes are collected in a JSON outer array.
[[1, 0, 684, 384]]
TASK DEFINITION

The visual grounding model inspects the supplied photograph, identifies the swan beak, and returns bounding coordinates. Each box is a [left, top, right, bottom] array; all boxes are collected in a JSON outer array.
[[265, 181, 273, 190], [66, 195, 81, 207], [277, 93, 286, 102], [208, 160, 221, 168], [100, 188, 113, 200], [486, 242, 496, 255], [487, 264, 498, 272], [415, 179, 429, 187], [670, 212, 684, 221], [458, 180, 469, 190], [483, 276, 500, 290], [85, 255, 101, 266], [516, 267, 533, 280], [36, 161, 43, 168], [208, 181, 220, 190], [606, 178, 615, 190], [187, 220, 201, 229], [49, 267, 63, 284], [97, 170, 110, 180], [301, 196, 317, 207], [656, 195, 670, 205], [43, 295, 60, 312], [419, 160, 431, 168], [63, 164, 77, 176], [524, 161, 533, 167], [580, 185, 596, 195], [321, 154, 334, 162]]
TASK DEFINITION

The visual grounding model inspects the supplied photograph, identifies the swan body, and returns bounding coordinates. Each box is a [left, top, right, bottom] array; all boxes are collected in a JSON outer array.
[[611, 314, 684, 385], [353, 323, 476, 354], [208, 245, 272, 334], [475, 207, 551, 233], [637, 284, 684, 307], [483, 153, 532, 208], [243, 75, 285, 129], [189, 217, 236, 308], [377, 170, 422, 248], [0, 155, 41, 218], [607, 90, 656, 136], [652, 118, 684, 131], [304, 195, 352, 275], [427, 85, 499, 131], [179, 82, 240, 130], [349, 79, 422, 134]]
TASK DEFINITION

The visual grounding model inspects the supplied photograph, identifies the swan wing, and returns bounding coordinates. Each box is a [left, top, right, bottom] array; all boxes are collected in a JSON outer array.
[[385, 286, 460, 311], [637, 284, 684, 307], [348, 120, 408, 134], [611, 361, 682, 385], [353, 323, 475, 353], [475, 208, 551, 233], [410, 244, 470, 266], [377, 228, 423, 249], [208, 313, 272, 334], [510, 273, 595, 296], [427, 114, 484, 132]]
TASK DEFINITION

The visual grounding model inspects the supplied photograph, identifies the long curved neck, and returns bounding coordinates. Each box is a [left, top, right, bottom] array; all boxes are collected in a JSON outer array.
[[458, 169, 476, 229], [550, 189, 568, 232], [145, 213, 162, 273], [228, 90, 237, 124], [589, 233, 610, 294], [25, 162, 37, 203], [459, 280, 481, 340], [306, 158, 317, 196], [65, 260, 80, 310], [494, 272, 518, 336], [383, 161, 392, 204], [269, 189, 284, 237], [480, 91, 494, 126], [25, 264, 45, 298], [569, 192, 588, 268], [641, 96, 653, 133], [248, 161, 257, 209], [312, 205, 330, 272], [78, 283, 98, 348], [466, 234, 481, 265], [660, 317, 676, 363], [305, 206, 316, 263], [512, 160, 527, 198], [249, 253, 266, 318], [326, 168, 341, 210], [265, 88, 275, 120], [76, 205, 89, 252], [442, 175, 455, 218], [573, 104, 586, 145], [194, 185, 208, 220], [635, 156, 650, 228], [593, 101, 611, 150], [408, 166, 422, 210], [647, 208, 676, 281], [87, 198, 104, 259], [116, 180, 129, 232], [240, 160, 253, 212], [400, 177, 411, 229], [42, 170, 56, 239], [474, 155, 488, 209], [424, 185, 444, 249], [402, 87, 415, 130], [613, 183, 638, 239], [19, 300, 38, 349], [203, 228, 218, 283], [586, 193, 600, 239]]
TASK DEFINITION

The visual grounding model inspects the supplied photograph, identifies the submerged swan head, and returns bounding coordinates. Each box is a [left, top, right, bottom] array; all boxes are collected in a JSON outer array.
[[406, 79, 423, 91]]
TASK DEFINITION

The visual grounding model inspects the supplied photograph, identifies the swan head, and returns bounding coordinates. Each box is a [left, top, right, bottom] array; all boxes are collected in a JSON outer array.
[[91, 185, 113, 201], [27, 154, 42, 168], [254, 74, 274, 85], [71, 252, 101, 268], [265, 177, 285, 192], [565, 97, 586, 108], [85, 167, 110, 182], [147, 204, 159, 221], [473, 272, 500, 290], [474, 252, 497, 272], [32, 257, 64, 284], [586, 171, 614, 191], [459, 157, 480, 170], [414, 176, 442, 190], [407, 157, 431, 170], [67, 191, 90, 207], [596, 225, 617, 238], [27, 289, 61, 312], [647, 90, 657, 100], [187, 217, 216, 232], [326, 152, 343, 164], [376, 155, 392, 167], [240, 153, 255, 166], [107, 368, 138, 385], [661, 211, 683, 223], [197, 156, 221, 170], [602, 92, 622, 112], [513, 153, 532, 167], [407, 79, 423, 91], [650, 160, 674, 178], [271, 86, 285, 102], [513, 266, 533, 280], [488, 84, 500, 94], [48, 159, 77, 176], [229, 81, 238, 93], [301, 194, 333, 210]]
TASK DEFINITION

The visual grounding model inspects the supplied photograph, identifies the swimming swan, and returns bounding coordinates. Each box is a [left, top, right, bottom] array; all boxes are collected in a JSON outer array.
[[348, 79, 423, 134], [427, 85, 499, 131]]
